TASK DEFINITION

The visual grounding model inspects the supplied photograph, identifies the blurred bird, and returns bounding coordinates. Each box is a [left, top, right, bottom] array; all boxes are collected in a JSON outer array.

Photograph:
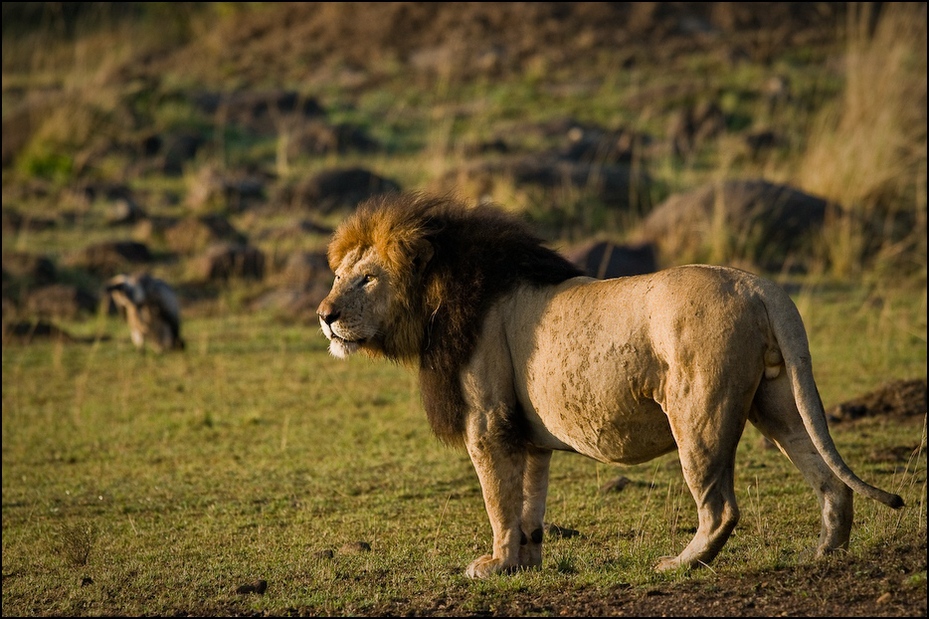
[[106, 273, 185, 352]]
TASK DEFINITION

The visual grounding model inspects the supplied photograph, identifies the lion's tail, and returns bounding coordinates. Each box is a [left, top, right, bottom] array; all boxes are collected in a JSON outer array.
[[762, 280, 905, 510]]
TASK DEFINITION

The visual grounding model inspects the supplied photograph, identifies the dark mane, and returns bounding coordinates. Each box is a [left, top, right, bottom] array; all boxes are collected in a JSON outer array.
[[405, 194, 585, 444]]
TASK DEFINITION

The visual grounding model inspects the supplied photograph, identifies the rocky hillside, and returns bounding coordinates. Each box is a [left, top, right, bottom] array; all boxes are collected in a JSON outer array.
[[2, 2, 926, 330]]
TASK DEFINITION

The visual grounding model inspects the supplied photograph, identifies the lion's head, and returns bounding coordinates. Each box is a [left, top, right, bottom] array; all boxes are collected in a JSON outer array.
[[317, 193, 437, 362]]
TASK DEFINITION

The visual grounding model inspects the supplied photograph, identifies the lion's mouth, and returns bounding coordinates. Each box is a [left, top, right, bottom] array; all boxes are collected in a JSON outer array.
[[326, 332, 368, 359], [320, 320, 369, 358], [320, 322, 365, 345], [331, 334, 366, 346]]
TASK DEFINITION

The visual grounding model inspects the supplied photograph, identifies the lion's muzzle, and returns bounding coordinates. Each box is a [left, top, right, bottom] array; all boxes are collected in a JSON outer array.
[[317, 297, 366, 358]]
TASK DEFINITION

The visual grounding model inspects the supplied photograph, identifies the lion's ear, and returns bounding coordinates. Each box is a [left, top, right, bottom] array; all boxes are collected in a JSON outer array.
[[412, 240, 434, 276]]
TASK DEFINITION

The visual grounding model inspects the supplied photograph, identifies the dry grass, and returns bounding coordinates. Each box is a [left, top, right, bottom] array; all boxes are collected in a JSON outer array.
[[794, 2, 927, 277]]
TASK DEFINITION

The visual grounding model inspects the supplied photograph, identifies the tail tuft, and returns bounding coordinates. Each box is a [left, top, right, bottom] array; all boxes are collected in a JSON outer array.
[[887, 494, 905, 509]]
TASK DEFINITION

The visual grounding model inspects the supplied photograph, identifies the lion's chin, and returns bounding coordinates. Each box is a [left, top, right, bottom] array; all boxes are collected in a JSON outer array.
[[328, 336, 363, 359]]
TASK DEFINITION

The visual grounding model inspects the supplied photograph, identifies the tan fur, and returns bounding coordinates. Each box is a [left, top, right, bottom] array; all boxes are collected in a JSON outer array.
[[318, 192, 903, 578]]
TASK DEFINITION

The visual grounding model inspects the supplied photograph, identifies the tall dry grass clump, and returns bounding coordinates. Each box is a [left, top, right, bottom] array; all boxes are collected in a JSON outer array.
[[795, 2, 927, 278]]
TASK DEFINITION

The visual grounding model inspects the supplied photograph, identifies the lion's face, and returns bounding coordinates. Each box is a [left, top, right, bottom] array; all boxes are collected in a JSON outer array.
[[317, 245, 395, 359]]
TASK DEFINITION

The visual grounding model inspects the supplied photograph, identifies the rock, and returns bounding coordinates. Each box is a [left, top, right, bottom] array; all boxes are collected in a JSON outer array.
[[235, 579, 268, 595]]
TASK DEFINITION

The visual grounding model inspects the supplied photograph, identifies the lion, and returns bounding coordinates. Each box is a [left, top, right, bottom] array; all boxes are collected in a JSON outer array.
[[106, 273, 185, 353], [316, 192, 904, 578]]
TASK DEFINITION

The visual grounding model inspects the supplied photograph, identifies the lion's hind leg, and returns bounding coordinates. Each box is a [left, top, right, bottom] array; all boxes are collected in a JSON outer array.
[[657, 392, 748, 572], [750, 375, 853, 555]]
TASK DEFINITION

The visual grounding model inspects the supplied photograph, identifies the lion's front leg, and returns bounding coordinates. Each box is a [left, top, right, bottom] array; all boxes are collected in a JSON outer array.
[[465, 420, 545, 579]]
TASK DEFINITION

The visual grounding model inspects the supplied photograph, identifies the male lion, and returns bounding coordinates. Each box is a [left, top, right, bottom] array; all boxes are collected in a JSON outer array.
[[317, 192, 904, 578], [106, 273, 185, 353]]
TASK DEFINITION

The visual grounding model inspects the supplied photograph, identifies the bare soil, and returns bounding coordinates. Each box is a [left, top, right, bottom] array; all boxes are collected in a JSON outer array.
[[401, 540, 927, 617]]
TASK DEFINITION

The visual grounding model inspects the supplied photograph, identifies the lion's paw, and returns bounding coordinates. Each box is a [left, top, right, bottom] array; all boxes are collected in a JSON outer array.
[[812, 545, 848, 559], [518, 543, 543, 568], [465, 554, 515, 579], [654, 555, 684, 572]]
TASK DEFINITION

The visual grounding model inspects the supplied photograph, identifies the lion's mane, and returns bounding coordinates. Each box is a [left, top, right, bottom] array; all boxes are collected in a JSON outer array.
[[327, 192, 585, 443]]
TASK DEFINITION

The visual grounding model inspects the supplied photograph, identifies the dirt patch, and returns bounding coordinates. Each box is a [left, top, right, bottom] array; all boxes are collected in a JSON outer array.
[[828, 379, 927, 424], [439, 541, 927, 617]]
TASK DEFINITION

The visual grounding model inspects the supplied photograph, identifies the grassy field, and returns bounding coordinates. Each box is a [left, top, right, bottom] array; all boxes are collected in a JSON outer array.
[[2, 3, 927, 616], [2, 281, 925, 616]]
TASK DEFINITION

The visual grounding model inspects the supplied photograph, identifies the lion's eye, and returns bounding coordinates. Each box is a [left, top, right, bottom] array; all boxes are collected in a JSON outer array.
[[353, 274, 375, 289]]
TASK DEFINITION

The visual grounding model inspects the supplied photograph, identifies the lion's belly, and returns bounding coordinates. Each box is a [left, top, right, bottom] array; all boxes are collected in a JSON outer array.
[[521, 371, 676, 464], [507, 277, 680, 464]]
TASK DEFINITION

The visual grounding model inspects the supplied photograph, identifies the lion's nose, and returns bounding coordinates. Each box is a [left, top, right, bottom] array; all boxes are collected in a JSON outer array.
[[317, 300, 340, 325]]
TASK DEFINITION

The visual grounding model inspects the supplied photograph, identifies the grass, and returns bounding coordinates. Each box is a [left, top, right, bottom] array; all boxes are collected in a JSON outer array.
[[2, 286, 926, 616], [791, 279, 928, 404], [1, 3, 927, 615]]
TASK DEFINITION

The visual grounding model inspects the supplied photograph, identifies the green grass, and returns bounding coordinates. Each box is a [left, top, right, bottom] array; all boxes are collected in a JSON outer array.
[[1, 4, 926, 615], [791, 279, 928, 404], [2, 287, 925, 616]]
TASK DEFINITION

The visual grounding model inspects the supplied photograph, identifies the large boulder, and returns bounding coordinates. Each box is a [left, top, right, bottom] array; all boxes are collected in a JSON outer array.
[[273, 167, 401, 214], [64, 241, 154, 277], [636, 179, 830, 271], [562, 240, 657, 279], [194, 243, 266, 282], [2, 251, 56, 287], [164, 215, 246, 255], [25, 284, 98, 320]]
